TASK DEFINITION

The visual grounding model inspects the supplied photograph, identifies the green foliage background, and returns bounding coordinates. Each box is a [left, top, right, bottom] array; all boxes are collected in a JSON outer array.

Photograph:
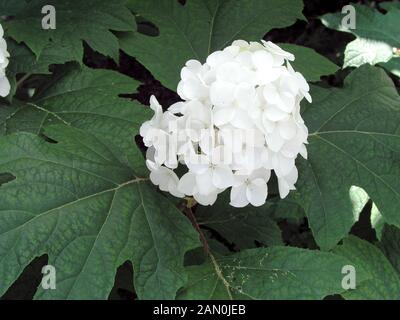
[[0, 0, 399, 300]]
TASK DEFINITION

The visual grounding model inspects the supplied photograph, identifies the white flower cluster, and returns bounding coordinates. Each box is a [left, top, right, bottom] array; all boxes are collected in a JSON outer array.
[[0, 24, 10, 97], [140, 40, 311, 207]]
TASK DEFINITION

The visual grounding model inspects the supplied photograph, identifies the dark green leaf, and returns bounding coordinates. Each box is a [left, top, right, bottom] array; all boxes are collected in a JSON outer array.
[[3, 64, 151, 175], [178, 246, 356, 300], [120, 0, 304, 89], [296, 65, 400, 249], [0, 125, 200, 299], [279, 44, 339, 81], [196, 193, 282, 249], [379, 225, 400, 275], [5, 0, 136, 62], [334, 236, 400, 299]]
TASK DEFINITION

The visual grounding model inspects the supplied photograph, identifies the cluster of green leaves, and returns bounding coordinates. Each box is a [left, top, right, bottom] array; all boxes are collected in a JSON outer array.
[[0, 0, 399, 300], [321, 1, 400, 77]]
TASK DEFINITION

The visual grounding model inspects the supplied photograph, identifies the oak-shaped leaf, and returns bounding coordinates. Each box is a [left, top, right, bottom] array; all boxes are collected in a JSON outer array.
[[0, 125, 200, 299]]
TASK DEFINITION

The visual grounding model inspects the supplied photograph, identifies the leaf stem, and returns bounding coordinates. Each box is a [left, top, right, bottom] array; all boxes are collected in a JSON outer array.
[[16, 73, 32, 89], [184, 205, 233, 299]]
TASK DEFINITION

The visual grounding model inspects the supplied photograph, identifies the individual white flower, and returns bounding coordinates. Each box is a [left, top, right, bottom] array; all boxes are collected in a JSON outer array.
[[230, 169, 271, 207], [177, 60, 209, 101], [140, 40, 311, 207], [262, 40, 295, 62], [186, 146, 234, 192], [0, 23, 10, 98], [146, 160, 184, 198], [140, 95, 165, 147], [178, 171, 221, 206]]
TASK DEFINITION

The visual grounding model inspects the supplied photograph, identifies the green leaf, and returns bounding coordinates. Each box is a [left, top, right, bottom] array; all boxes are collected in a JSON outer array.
[[334, 236, 400, 299], [7, 39, 72, 75], [0, 0, 27, 15], [178, 246, 355, 300], [120, 0, 304, 90], [379, 225, 400, 275], [5, 0, 136, 62], [2, 64, 151, 176], [381, 57, 400, 78], [380, 1, 400, 11], [321, 4, 400, 46], [196, 193, 282, 249], [0, 125, 200, 299], [279, 44, 339, 81], [321, 4, 399, 77], [272, 197, 305, 225], [295, 65, 400, 250]]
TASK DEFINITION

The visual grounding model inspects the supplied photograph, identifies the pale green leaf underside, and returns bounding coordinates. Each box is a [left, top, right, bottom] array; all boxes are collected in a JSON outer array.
[[178, 247, 356, 300], [334, 236, 400, 299], [343, 38, 393, 68], [0, 125, 200, 299], [120, 0, 305, 90], [296, 65, 400, 250]]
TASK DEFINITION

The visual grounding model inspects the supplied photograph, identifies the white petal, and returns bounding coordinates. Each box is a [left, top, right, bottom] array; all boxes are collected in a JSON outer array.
[[232, 172, 248, 187], [216, 61, 242, 83], [272, 153, 295, 177], [230, 184, 249, 207], [264, 106, 289, 122], [206, 50, 232, 68], [196, 169, 217, 195], [249, 168, 271, 182], [212, 165, 234, 189], [194, 191, 218, 206], [231, 109, 254, 129], [178, 172, 197, 195], [278, 177, 290, 199], [235, 51, 253, 68], [256, 67, 282, 84], [168, 101, 185, 114], [168, 174, 185, 198], [0, 75, 10, 97], [186, 154, 210, 174], [275, 92, 295, 113], [246, 179, 268, 207], [299, 144, 308, 159], [252, 50, 274, 70], [263, 84, 280, 104], [213, 107, 235, 126], [265, 129, 285, 152], [210, 81, 236, 107], [278, 118, 297, 140], [262, 40, 295, 61]]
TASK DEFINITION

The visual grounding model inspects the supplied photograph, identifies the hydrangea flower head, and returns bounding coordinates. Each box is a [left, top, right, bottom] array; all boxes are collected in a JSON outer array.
[[140, 40, 311, 207], [0, 23, 10, 97]]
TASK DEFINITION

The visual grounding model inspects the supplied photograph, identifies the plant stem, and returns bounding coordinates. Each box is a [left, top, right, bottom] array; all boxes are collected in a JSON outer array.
[[184, 205, 233, 299]]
